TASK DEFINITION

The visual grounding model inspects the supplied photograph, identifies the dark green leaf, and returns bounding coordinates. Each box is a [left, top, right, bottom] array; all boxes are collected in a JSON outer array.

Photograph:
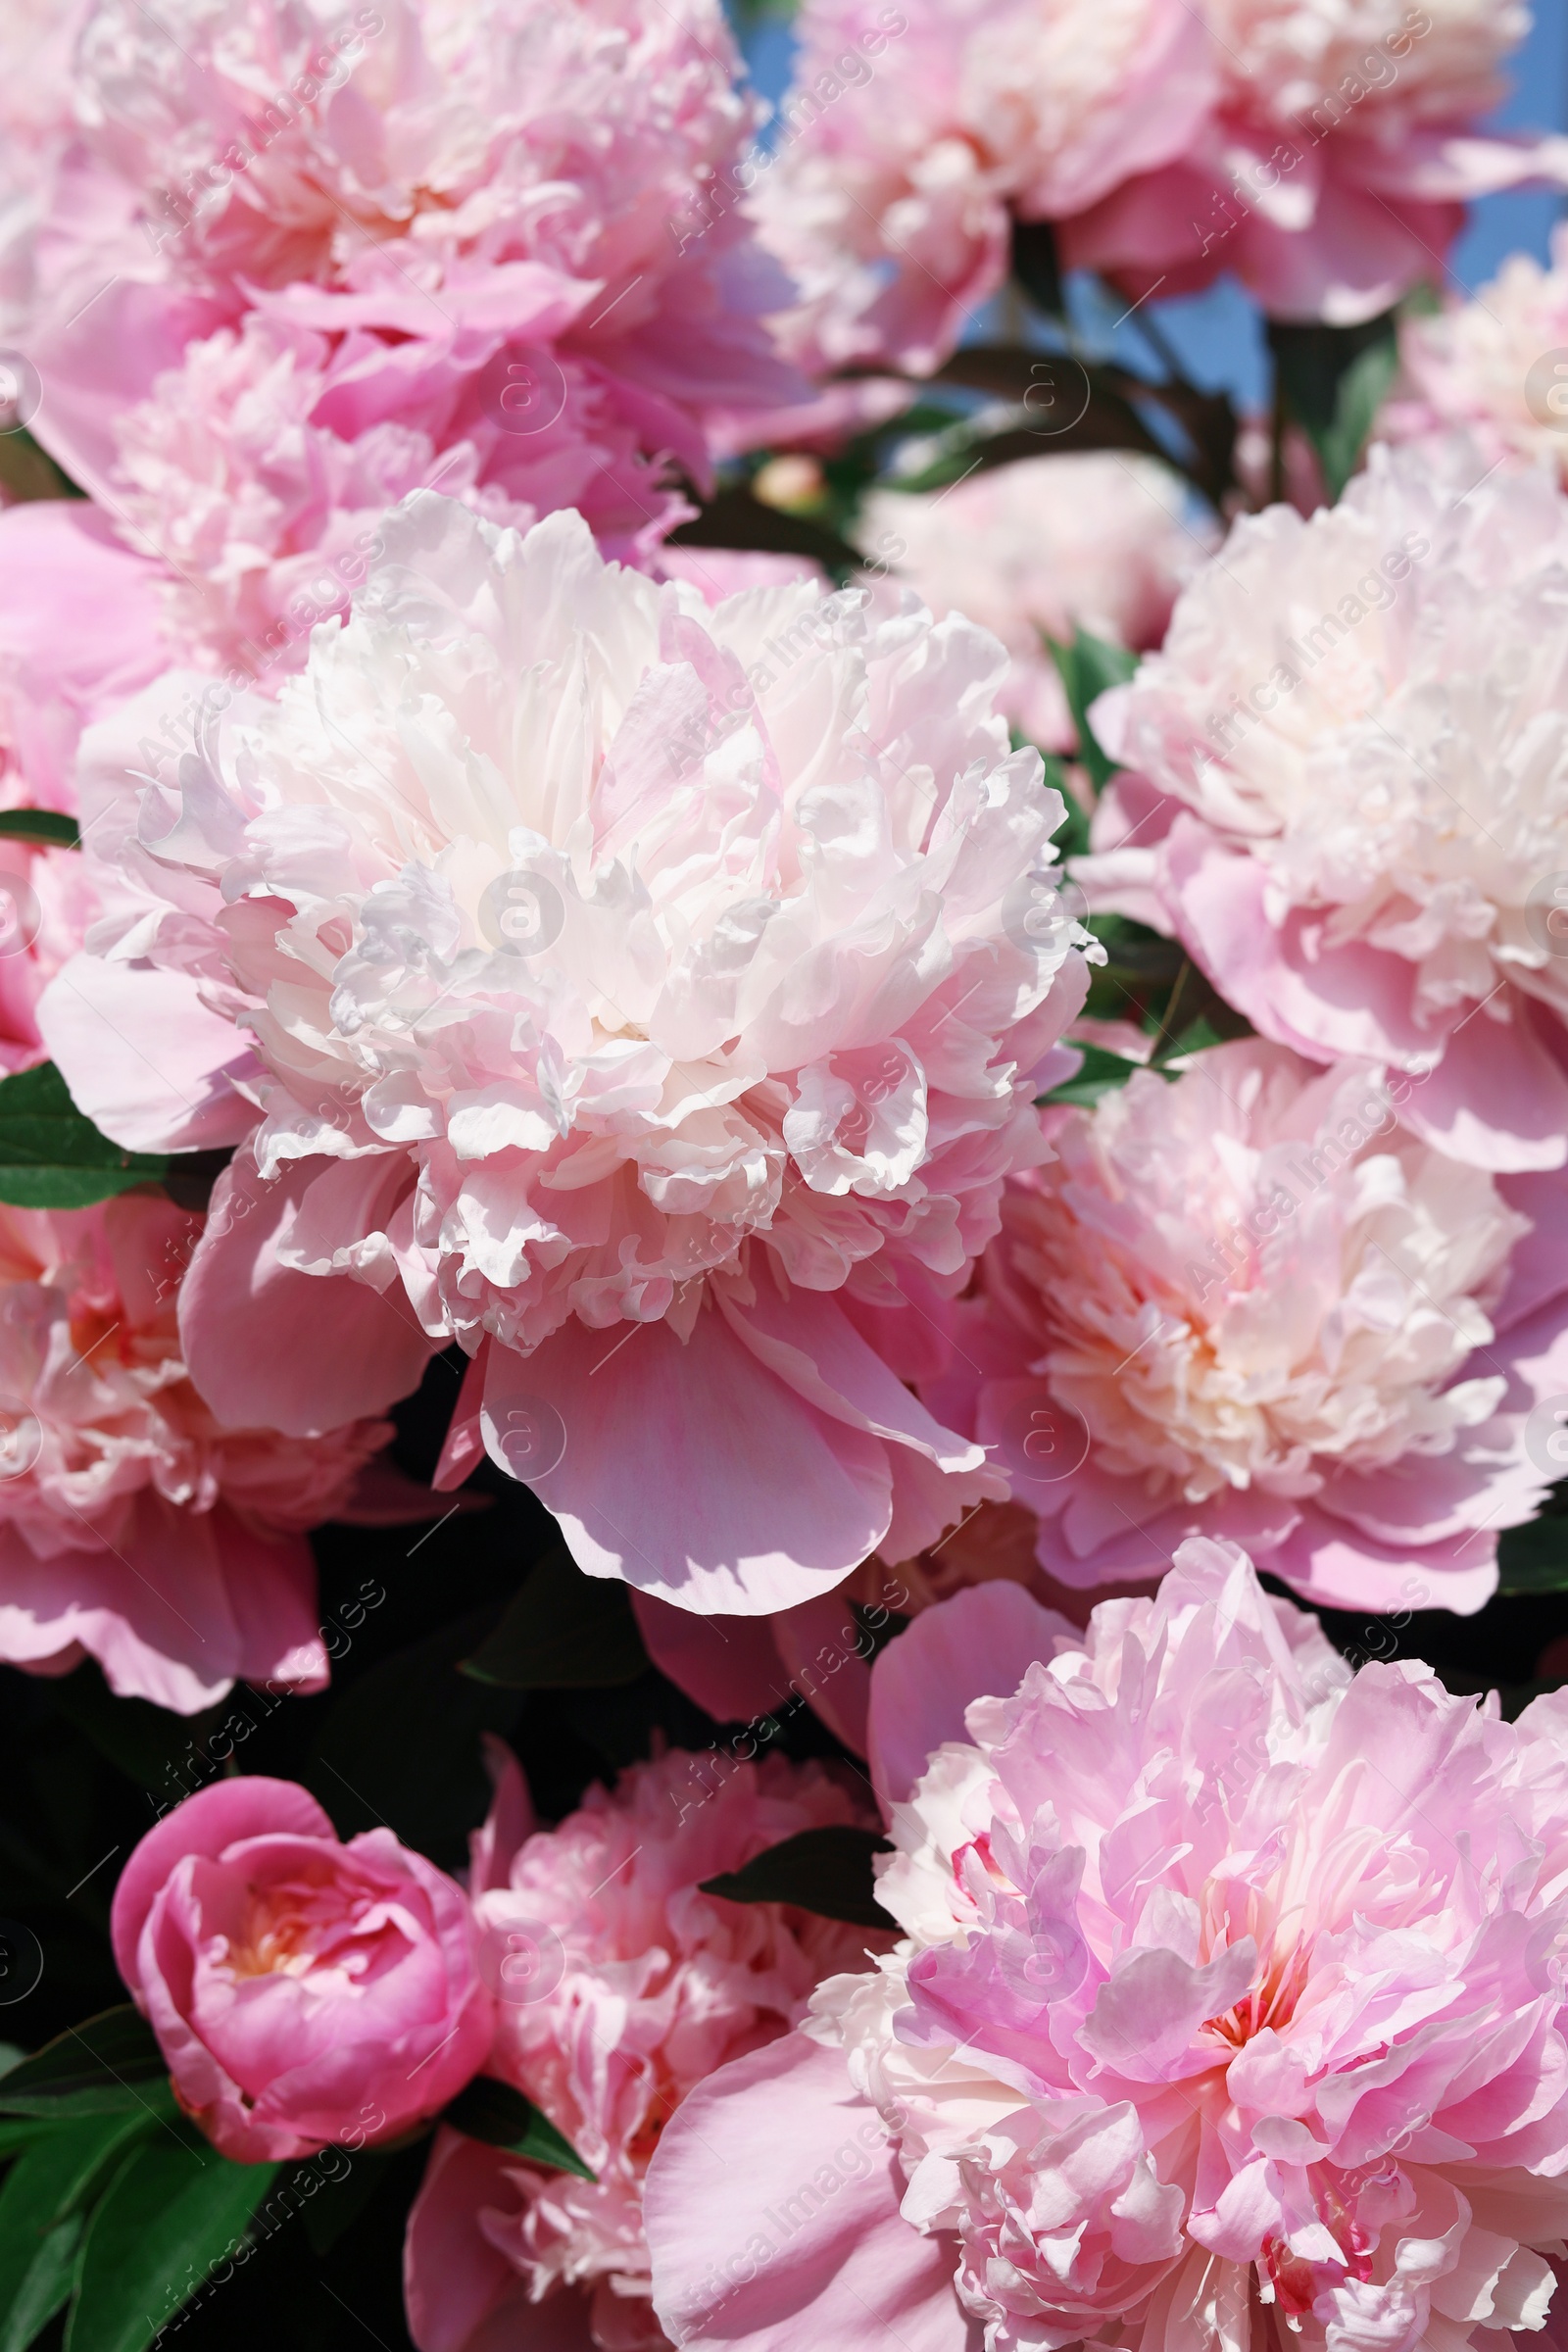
[[440, 2080, 594, 2180], [1315, 339, 1400, 502], [0, 813, 78, 850], [0, 2013, 171, 2122], [462, 1549, 649, 1690], [1047, 630, 1138, 793], [0, 1065, 170, 1209], [1041, 1041, 1161, 1109], [66, 2125, 276, 2352], [1267, 313, 1398, 501], [1496, 1515, 1568, 1596], [307, 1607, 522, 1868], [0, 2127, 53, 2162], [0, 2114, 155, 2352], [0, 2213, 79, 2352], [700, 1826, 893, 1930]]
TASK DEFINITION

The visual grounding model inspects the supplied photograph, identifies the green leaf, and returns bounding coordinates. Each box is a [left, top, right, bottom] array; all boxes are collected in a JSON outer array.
[[1496, 1515, 1568, 1596], [462, 1549, 649, 1691], [1046, 630, 1138, 793], [439, 2080, 595, 2180], [66, 2126, 276, 2352], [0, 1065, 170, 1209], [700, 1826, 893, 1930], [1314, 339, 1400, 502], [0, 2011, 172, 2121], [0, 2114, 156, 2352], [1267, 313, 1398, 501], [1041, 1042, 1161, 1109], [0, 2213, 79, 2352], [0, 813, 79, 850]]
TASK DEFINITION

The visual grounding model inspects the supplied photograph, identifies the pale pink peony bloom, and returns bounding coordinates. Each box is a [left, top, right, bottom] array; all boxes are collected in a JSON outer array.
[[646, 1544, 1568, 2352], [112, 1776, 493, 2162], [1065, 0, 1568, 325], [405, 1743, 887, 2352], [39, 494, 1090, 1615], [0, 1191, 422, 1712], [0, 0, 87, 339], [757, 0, 1568, 370], [919, 1040, 1568, 1616], [1383, 224, 1568, 487], [858, 454, 1217, 753], [0, 499, 169, 1070], [19, 0, 806, 661], [1077, 438, 1568, 1173], [750, 0, 1214, 375]]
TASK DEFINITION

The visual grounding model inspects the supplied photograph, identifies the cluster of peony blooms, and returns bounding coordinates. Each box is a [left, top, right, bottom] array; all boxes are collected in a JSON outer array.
[[110, 1545, 1568, 2352], [752, 0, 1568, 377], [10, 0, 808, 676], [9, 0, 1568, 2343], [646, 1544, 1568, 2352], [111, 1739, 888, 2348]]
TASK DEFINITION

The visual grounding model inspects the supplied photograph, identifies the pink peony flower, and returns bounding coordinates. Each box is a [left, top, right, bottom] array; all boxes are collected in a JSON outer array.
[[18, 0, 807, 662], [0, 499, 169, 1070], [645, 1544, 1568, 2352], [858, 454, 1217, 753], [0, 1191, 421, 1712], [39, 494, 1090, 1615], [1064, 0, 1568, 326], [111, 1776, 493, 2162], [755, 0, 1568, 368], [749, 0, 1214, 375], [1077, 438, 1568, 1173], [405, 1743, 887, 2351], [1383, 223, 1568, 488], [919, 1039, 1568, 1616]]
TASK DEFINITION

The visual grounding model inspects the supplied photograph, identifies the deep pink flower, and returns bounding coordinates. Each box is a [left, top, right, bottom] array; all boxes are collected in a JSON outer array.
[[405, 1744, 886, 2351], [645, 1545, 1568, 2352], [17, 0, 807, 669], [1078, 440, 1568, 1173], [40, 495, 1090, 1614], [919, 1040, 1568, 1616], [0, 1193, 424, 1712], [112, 1777, 493, 2162]]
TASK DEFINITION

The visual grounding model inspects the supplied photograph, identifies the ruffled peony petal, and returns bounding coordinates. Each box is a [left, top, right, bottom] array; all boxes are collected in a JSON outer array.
[[178, 1149, 437, 1437], [37, 953, 262, 1153], [646, 2033, 972, 2352], [867, 1581, 1072, 1814], [480, 1306, 892, 1615]]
